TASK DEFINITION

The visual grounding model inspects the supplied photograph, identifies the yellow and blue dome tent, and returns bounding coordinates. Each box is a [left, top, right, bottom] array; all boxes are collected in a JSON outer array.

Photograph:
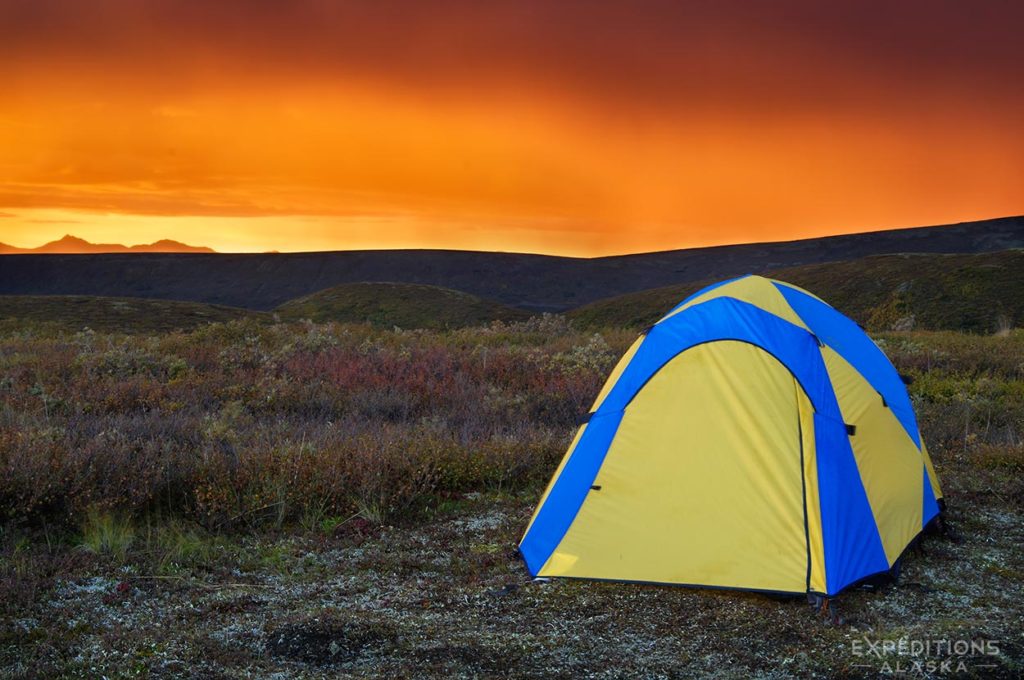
[[520, 275, 942, 597]]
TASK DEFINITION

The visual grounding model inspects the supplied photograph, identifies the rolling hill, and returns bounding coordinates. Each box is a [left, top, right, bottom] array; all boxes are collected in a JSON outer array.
[[1, 216, 1021, 311], [0, 296, 263, 334], [275, 282, 529, 328], [3, 250, 1021, 333], [568, 249, 1024, 333]]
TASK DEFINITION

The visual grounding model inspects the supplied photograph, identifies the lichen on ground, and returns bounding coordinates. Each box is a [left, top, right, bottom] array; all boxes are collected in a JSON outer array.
[[2, 485, 1022, 678]]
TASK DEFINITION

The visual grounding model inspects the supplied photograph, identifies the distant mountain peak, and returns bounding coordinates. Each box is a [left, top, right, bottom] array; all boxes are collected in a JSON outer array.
[[128, 239, 215, 253], [0, 235, 216, 254]]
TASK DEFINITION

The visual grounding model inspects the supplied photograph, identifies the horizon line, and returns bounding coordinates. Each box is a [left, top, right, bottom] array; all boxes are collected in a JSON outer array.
[[1, 213, 1021, 259]]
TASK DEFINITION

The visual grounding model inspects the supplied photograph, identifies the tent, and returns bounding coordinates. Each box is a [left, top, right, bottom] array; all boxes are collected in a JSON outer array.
[[520, 275, 942, 597]]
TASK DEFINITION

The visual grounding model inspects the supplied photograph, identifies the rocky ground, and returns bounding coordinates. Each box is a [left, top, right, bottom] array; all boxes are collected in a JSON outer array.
[[3, 483, 1022, 679]]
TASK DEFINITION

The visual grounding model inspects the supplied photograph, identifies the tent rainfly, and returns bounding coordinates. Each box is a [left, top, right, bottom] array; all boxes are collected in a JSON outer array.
[[520, 275, 942, 597]]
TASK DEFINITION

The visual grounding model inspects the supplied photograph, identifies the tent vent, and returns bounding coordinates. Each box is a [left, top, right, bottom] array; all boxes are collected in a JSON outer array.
[[590, 485, 602, 491], [845, 424, 857, 436]]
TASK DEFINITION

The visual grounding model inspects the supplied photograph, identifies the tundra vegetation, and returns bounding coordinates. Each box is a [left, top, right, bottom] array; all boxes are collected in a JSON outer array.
[[1, 316, 1021, 677]]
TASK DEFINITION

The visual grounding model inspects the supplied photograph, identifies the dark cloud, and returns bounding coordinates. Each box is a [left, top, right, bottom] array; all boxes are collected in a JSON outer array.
[[2, 0, 1022, 115]]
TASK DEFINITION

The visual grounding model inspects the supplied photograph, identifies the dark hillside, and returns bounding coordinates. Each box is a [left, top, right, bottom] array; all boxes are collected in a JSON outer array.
[[1, 215, 1020, 311], [569, 249, 1024, 333]]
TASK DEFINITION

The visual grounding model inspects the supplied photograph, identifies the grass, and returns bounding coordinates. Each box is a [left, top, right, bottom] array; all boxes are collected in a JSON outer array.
[[0, 295, 264, 334], [569, 249, 1024, 332], [0, 318, 1021, 676], [78, 510, 134, 559], [275, 282, 530, 328]]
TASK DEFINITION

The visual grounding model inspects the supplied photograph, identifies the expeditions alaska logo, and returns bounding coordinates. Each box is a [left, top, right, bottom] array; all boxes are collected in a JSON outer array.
[[851, 636, 1001, 675]]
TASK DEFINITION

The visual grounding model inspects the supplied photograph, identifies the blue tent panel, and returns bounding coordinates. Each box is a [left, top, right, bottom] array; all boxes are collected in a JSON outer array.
[[520, 409, 624, 575], [774, 283, 922, 449], [923, 466, 940, 528], [813, 412, 890, 593]]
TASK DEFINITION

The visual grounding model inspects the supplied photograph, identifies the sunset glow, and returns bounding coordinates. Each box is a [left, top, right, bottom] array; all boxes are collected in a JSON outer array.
[[1, 1, 1022, 256]]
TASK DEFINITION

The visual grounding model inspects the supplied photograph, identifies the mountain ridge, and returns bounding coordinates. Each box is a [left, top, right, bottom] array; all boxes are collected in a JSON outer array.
[[0, 234, 215, 254], [1, 215, 1021, 311]]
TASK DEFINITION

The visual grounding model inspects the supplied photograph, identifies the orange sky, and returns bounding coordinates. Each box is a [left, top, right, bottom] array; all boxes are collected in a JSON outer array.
[[1, 0, 1022, 256]]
